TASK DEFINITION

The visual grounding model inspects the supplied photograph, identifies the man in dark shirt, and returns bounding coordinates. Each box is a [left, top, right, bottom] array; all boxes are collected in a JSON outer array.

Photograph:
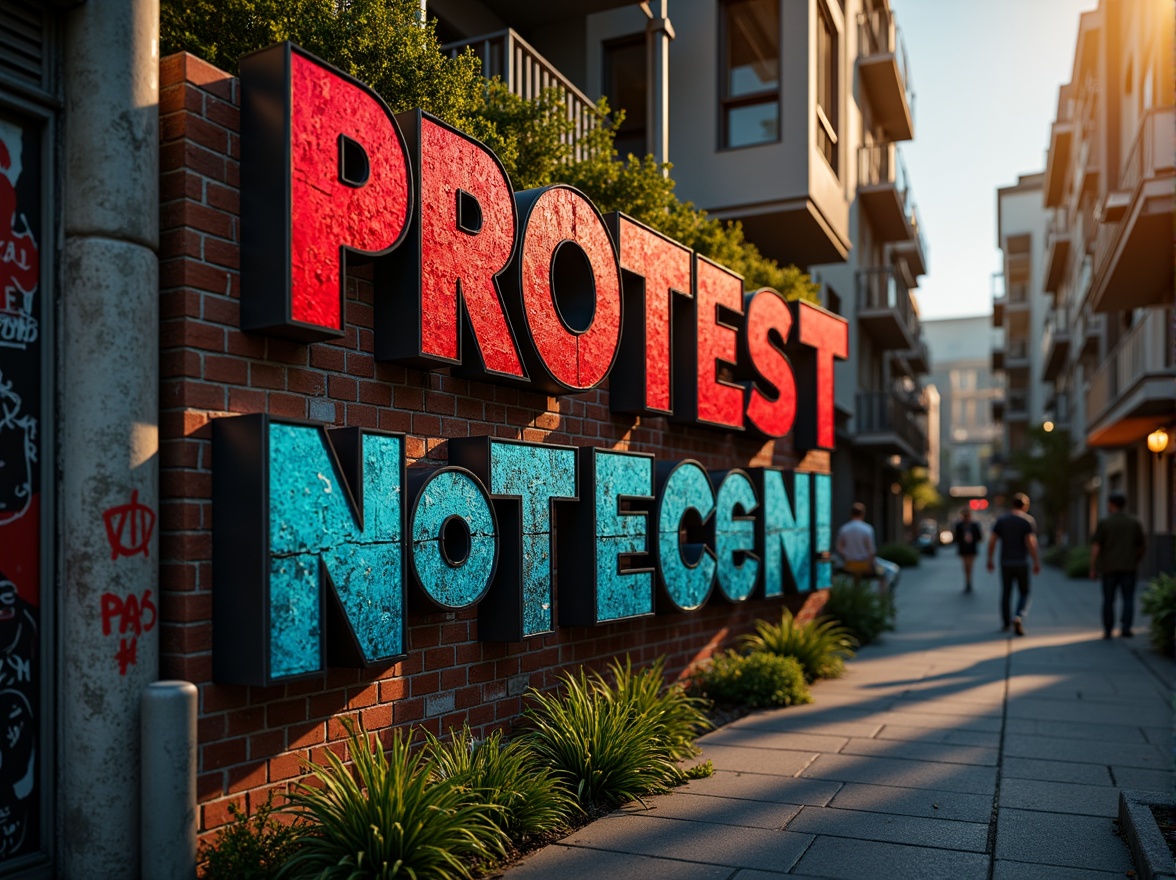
[[987, 493, 1040, 636], [1089, 492, 1146, 639], [953, 507, 983, 593]]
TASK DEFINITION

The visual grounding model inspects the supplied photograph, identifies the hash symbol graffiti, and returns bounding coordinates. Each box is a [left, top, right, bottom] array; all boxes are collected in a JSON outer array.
[[0, 372, 34, 527], [102, 490, 156, 560]]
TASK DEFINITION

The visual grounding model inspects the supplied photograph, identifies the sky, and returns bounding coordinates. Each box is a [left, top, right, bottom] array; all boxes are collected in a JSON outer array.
[[889, 0, 1098, 321]]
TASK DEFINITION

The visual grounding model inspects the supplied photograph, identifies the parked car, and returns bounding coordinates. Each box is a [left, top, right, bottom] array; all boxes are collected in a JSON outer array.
[[914, 520, 939, 557]]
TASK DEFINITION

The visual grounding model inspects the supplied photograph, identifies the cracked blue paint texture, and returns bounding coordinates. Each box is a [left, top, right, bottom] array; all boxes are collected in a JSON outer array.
[[489, 442, 576, 637], [814, 473, 832, 589], [594, 451, 653, 622], [657, 462, 715, 611], [761, 470, 811, 595], [411, 469, 496, 609], [268, 423, 403, 680], [715, 471, 759, 601]]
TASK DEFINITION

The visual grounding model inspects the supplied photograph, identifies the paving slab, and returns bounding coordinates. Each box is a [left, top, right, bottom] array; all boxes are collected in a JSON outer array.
[[800, 753, 997, 795], [1003, 732, 1169, 768], [1004, 716, 1149, 743], [874, 724, 1001, 748], [1001, 756, 1114, 786], [994, 808, 1134, 873], [1110, 765, 1176, 793], [618, 792, 803, 829], [557, 813, 814, 873], [698, 726, 849, 754], [694, 743, 818, 776], [868, 709, 1003, 733], [838, 736, 998, 766], [504, 845, 735, 880], [678, 771, 841, 807], [784, 804, 989, 851], [1007, 695, 1173, 727], [991, 859, 1126, 879], [791, 837, 989, 880], [998, 777, 1121, 817], [827, 782, 993, 822]]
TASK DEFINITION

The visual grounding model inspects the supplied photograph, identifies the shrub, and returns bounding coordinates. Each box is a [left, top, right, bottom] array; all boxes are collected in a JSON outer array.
[[281, 719, 503, 880], [1064, 545, 1092, 579], [603, 656, 711, 765], [1141, 573, 1176, 657], [423, 724, 573, 846], [200, 792, 300, 880], [823, 576, 895, 646], [520, 667, 686, 809], [1042, 545, 1068, 568], [741, 609, 857, 682], [878, 543, 920, 567], [688, 651, 811, 710]]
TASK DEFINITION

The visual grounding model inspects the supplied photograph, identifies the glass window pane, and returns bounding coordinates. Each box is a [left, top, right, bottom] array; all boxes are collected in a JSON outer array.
[[725, 0, 779, 97], [604, 36, 647, 157], [726, 101, 779, 147]]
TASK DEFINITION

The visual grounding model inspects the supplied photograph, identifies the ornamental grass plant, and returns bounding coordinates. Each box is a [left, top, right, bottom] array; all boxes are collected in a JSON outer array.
[[520, 666, 687, 809], [280, 719, 503, 880], [423, 724, 574, 846], [822, 576, 895, 646], [200, 792, 301, 880], [741, 609, 858, 682], [688, 651, 812, 710], [603, 656, 712, 766], [1141, 572, 1176, 656]]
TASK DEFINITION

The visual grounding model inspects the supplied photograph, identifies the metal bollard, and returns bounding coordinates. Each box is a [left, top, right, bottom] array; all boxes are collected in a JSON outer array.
[[141, 680, 198, 880]]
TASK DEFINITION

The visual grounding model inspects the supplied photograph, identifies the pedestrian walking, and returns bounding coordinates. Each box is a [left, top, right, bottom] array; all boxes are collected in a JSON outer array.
[[836, 502, 900, 594], [953, 507, 983, 593], [1089, 492, 1146, 639], [986, 493, 1040, 636]]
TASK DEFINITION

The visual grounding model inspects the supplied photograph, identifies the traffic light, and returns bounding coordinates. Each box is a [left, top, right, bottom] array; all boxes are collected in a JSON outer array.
[[968, 498, 989, 511]]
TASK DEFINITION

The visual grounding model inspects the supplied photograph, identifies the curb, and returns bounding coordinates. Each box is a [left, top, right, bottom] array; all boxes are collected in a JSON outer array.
[[1119, 789, 1176, 880]]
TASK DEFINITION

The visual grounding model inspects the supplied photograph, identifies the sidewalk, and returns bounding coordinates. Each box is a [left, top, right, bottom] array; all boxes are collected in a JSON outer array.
[[500, 553, 1175, 880]]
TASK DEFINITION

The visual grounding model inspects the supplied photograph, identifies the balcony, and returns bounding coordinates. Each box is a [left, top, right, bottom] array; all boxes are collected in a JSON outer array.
[[443, 29, 600, 162], [1042, 305, 1071, 381], [1004, 337, 1031, 378], [856, 7, 915, 141], [856, 266, 918, 350], [906, 338, 929, 374], [991, 344, 1005, 373], [992, 297, 1005, 327], [1043, 206, 1071, 295], [1077, 310, 1103, 360], [992, 398, 1004, 422], [858, 144, 918, 242], [1089, 107, 1176, 312], [1004, 388, 1029, 422], [1043, 120, 1074, 207], [891, 200, 928, 278], [1085, 308, 1176, 447], [853, 391, 927, 464]]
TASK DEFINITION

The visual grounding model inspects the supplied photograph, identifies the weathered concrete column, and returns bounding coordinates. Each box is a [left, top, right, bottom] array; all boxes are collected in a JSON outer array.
[[60, 0, 160, 877], [644, 0, 674, 170]]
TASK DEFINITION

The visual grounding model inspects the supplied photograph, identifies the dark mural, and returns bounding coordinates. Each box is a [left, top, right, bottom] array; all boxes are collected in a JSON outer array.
[[0, 113, 41, 863]]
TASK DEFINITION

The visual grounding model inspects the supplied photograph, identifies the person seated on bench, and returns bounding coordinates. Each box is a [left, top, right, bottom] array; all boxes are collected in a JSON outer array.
[[836, 502, 900, 595]]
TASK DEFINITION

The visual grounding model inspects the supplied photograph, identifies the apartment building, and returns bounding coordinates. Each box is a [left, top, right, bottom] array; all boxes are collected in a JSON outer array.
[[923, 316, 1002, 504], [1036, 0, 1173, 573], [434, 0, 931, 542]]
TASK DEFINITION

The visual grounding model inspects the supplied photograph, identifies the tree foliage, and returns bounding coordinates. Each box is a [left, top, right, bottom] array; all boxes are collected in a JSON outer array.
[[160, 0, 819, 300], [1010, 426, 1096, 542], [900, 466, 942, 513]]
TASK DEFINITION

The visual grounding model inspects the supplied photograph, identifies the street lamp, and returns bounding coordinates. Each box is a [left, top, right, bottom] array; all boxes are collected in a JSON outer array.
[[1147, 427, 1169, 458], [1042, 421, 1054, 433]]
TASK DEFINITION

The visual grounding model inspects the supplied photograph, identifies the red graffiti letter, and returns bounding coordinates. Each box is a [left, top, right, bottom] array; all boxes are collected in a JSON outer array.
[[744, 289, 797, 437], [609, 214, 692, 414], [691, 256, 745, 430], [794, 301, 848, 450], [100, 592, 123, 637], [516, 187, 621, 390], [141, 589, 157, 633]]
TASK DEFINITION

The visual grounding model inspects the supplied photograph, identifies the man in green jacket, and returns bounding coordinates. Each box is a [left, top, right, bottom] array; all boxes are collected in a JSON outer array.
[[1089, 492, 1146, 639]]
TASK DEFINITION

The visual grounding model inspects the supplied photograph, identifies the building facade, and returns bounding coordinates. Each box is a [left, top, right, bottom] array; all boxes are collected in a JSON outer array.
[[1033, 0, 1173, 570]]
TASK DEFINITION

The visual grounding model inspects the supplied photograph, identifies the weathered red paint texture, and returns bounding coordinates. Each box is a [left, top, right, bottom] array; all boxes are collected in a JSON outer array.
[[797, 302, 849, 449], [615, 216, 691, 413], [518, 187, 621, 389], [418, 117, 523, 376], [693, 256, 745, 430], [744, 289, 797, 437], [289, 52, 409, 331]]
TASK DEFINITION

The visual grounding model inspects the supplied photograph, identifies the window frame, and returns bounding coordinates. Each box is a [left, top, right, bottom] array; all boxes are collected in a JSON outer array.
[[815, 0, 840, 174], [601, 32, 649, 160], [717, 0, 782, 151]]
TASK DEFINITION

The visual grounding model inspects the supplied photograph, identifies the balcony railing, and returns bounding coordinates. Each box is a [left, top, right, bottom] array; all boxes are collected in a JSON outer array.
[[1120, 106, 1175, 194], [443, 29, 601, 162], [1086, 308, 1174, 428], [855, 390, 926, 457], [856, 6, 916, 134], [857, 144, 917, 241], [856, 265, 918, 349], [1006, 389, 1028, 417]]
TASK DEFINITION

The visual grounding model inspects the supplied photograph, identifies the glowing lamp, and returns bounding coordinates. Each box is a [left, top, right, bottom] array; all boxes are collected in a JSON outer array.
[[1147, 428, 1169, 455], [1042, 421, 1054, 433]]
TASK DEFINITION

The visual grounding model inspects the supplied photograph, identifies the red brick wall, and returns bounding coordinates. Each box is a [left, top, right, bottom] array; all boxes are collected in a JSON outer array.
[[158, 52, 830, 840]]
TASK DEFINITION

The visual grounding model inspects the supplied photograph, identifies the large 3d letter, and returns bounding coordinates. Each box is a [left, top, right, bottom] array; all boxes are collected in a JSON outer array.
[[212, 415, 406, 686], [744, 288, 798, 437], [558, 449, 654, 625], [240, 43, 411, 340], [449, 437, 578, 640], [378, 112, 525, 380], [676, 255, 745, 430], [606, 213, 692, 415], [789, 301, 848, 450], [504, 186, 623, 392], [655, 461, 716, 611], [711, 469, 760, 602], [751, 468, 813, 596]]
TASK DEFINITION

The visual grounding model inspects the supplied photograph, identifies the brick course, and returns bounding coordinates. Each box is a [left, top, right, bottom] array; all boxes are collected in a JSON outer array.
[[158, 52, 831, 841]]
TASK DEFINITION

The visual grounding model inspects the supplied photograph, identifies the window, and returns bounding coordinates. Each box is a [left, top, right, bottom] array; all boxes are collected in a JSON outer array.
[[825, 287, 841, 315], [603, 34, 648, 160], [816, 0, 838, 171], [720, 0, 780, 148]]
